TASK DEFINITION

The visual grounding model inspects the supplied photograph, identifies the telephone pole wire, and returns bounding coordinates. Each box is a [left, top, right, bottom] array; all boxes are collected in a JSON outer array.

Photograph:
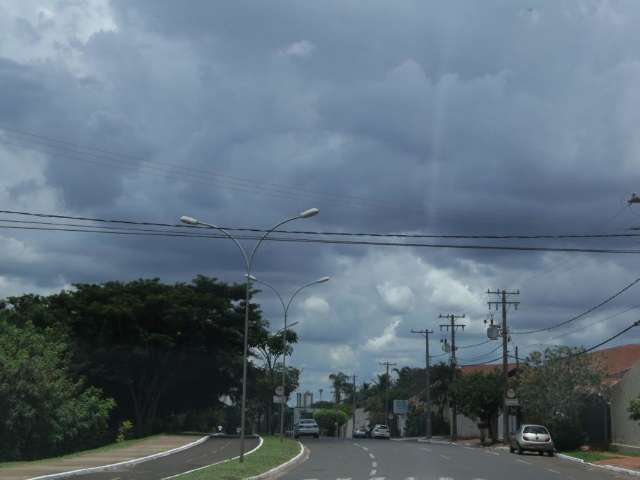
[[411, 328, 434, 439], [488, 289, 520, 444], [439, 313, 465, 441], [379, 361, 397, 426]]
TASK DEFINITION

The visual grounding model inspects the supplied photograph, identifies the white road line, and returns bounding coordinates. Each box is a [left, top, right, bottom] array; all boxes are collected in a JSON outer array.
[[485, 450, 500, 455], [371, 477, 386, 480], [372, 461, 377, 467], [369, 452, 375, 459], [369, 469, 377, 476], [439, 454, 451, 460], [363, 446, 369, 451], [516, 458, 531, 465], [421, 447, 432, 452], [405, 477, 416, 480], [439, 477, 454, 480], [546, 468, 561, 474], [337, 478, 352, 480]]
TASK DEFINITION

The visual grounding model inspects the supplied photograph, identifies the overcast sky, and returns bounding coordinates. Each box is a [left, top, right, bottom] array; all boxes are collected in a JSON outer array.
[[2, 0, 640, 400]]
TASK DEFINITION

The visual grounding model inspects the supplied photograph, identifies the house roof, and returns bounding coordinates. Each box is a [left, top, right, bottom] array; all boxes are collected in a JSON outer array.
[[586, 344, 640, 383], [457, 344, 640, 385]]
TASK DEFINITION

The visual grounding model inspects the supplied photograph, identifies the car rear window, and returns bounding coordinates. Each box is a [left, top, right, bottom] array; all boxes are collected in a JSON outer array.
[[523, 426, 548, 434]]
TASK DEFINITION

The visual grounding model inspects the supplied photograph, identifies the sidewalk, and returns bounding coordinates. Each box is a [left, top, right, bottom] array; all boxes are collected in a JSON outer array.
[[594, 456, 640, 473], [0, 434, 205, 480]]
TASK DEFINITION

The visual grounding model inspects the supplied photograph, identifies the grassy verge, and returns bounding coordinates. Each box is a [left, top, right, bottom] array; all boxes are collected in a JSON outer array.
[[177, 436, 300, 480], [561, 450, 622, 463], [0, 435, 163, 469]]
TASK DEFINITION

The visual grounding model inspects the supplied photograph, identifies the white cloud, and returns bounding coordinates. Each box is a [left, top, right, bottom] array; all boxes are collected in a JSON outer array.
[[364, 317, 402, 352], [328, 345, 357, 369], [302, 295, 330, 315], [376, 281, 415, 313], [277, 40, 315, 59]]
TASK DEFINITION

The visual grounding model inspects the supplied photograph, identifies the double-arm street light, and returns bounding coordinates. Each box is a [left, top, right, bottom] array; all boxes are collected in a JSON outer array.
[[247, 274, 330, 440], [180, 208, 319, 462]]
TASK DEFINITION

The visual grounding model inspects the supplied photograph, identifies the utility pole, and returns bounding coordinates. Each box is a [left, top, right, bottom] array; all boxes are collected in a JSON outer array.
[[411, 328, 434, 439], [488, 289, 520, 444], [439, 313, 465, 441], [351, 374, 357, 437], [515, 345, 520, 369], [379, 361, 397, 426]]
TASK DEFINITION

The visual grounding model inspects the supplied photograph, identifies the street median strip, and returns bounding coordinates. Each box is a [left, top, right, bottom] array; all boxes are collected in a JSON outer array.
[[168, 436, 303, 480], [557, 453, 640, 477]]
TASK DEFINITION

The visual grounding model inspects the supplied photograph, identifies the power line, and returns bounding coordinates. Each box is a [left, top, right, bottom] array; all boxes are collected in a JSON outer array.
[[457, 344, 502, 363], [459, 356, 503, 367], [511, 277, 640, 335], [4, 209, 640, 240], [4, 223, 640, 254], [456, 339, 492, 349]]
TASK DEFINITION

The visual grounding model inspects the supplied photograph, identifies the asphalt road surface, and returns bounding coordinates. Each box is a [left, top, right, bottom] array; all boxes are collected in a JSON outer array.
[[69, 436, 259, 480], [281, 438, 628, 480]]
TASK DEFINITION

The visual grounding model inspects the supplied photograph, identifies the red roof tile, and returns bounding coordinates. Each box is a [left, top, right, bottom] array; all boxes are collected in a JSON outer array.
[[587, 344, 640, 381]]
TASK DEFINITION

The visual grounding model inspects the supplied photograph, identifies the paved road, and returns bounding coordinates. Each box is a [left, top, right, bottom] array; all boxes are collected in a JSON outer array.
[[282, 438, 628, 480], [70, 436, 259, 480]]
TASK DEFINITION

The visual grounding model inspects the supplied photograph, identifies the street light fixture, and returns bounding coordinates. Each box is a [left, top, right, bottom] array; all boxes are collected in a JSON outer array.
[[248, 274, 330, 440], [180, 209, 319, 462]]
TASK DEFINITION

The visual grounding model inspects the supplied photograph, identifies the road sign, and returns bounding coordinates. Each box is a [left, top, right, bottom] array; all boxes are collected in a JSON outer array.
[[505, 398, 519, 406], [393, 400, 409, 415], [275, 386, 285, 396], [273, 395, 286, 404], [506, 388, 516, 399]]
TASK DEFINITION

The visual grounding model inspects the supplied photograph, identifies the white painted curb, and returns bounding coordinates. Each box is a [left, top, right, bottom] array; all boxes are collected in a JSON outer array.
[[161, 435, 264, 480], [245, 440, 306, 480], [557, 453, 640, 477], [27, 435, 209, 480]]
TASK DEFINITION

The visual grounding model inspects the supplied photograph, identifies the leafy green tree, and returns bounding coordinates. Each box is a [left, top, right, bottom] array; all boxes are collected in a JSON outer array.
[[0, 317, 114, 460], [518, 346, 605, 450], [628, 396, 640, 422], [6, 276, 269, 436], [313, 409, 348, 436], [451, 371, 504, 442], [328, 372, 350, 403]]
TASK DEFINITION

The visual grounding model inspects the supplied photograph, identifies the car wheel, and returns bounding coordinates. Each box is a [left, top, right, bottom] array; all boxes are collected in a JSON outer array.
[[517, 444, 523, 455], [547, 451, 555, 457], [538, 451, 544, 456], [509, 446, 515, 453], [314, 434, 319, 438]]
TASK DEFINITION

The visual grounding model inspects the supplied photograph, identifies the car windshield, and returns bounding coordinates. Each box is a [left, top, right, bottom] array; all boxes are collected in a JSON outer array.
[[523, 426, 549, 434]]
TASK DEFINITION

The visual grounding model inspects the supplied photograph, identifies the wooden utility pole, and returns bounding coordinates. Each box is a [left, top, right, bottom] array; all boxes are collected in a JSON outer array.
[[439, 313, 465, 441], [411, 328, 434, 438], [488, 289, 520, 444], [379, 361, 397, 426]]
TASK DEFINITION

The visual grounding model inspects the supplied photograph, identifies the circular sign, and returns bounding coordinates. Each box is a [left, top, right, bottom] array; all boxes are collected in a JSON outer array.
[[506, 388, 516, 399], [275, 386, 285, 396], [388, 413, 394, 420]]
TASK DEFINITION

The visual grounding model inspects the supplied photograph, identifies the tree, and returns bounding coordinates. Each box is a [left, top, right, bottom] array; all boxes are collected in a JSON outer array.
[[313, 409, 348, 436], [518, 346, 605, 450], [328, 372, 350, 404], [0, 316, 114, 460], [451, 371, 504, 442], [6, 276, 269, 436], [629, 396, 640, 422]]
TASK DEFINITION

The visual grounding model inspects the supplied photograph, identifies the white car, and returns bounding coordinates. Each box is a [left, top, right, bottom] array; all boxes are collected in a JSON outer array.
[[368, 424, 391, 439], [294, 419, 320, 438]]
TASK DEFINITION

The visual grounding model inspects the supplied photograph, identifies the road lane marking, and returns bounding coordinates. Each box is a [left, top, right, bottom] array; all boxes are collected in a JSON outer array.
[[421, 447, 432, 452], [439, 477, 454, 480], [546, 468, 561, 474], [372, 461, 377, 467], [405, 477, 415, 480], [439, 454, 451, 460], [485, 450, 500, 455], [371, 477, 386, 480], [370, 469, 377, 476], [337, 478, 352, 480], [363, 446, 369, 451], [369, 452, 375, 459], [516, 458, 531, 465]]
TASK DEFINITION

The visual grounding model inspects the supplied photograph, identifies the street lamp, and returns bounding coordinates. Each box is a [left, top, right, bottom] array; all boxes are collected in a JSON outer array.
[[247, 274, 330, 440], [180, 208, 319, 462]]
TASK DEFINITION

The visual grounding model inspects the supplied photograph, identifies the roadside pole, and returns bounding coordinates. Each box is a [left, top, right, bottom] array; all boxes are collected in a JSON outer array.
[[411, 328, 433, 438], [439, 313, 465, 441], [352, 374, 357, 437], [379, 361, 397, 427]]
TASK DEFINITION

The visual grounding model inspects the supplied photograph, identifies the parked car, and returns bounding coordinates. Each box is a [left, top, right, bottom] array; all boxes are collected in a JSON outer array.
[[368, 424, 391, 439], [294, 419, 320, 438], [353, 427, 368, 438], [510, 424, 555, 456]]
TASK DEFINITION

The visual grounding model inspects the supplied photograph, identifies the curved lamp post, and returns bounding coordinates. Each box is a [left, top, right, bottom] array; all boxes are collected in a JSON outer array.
[[247, 274, 330, 440], [180, 208, 319, 462]]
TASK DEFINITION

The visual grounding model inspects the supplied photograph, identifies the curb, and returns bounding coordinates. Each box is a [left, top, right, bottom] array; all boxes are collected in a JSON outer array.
[[246, 441, 308, 480], [557, 453, 640, 477], [27, 435, 210, 480], [161, 435, 264, 479]]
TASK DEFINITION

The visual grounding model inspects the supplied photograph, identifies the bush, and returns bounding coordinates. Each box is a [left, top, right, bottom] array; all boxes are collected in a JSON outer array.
[[116, 420, 134, 442], [0, 318, 115, 460], [313, 409, 348, 436]]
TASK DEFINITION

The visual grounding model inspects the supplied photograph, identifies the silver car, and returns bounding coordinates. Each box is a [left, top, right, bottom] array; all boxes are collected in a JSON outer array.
[[369, 424, 391, 439], [510, 424, 555, 456], [294, 419, 320, 438]]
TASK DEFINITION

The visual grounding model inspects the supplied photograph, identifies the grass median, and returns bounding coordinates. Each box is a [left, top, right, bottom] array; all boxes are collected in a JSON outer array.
[[177, 436, 300, 480], [561, 450, 623, 463]]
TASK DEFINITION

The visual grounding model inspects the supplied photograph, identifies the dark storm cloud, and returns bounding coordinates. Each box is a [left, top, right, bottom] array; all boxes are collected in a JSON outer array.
[[3, 0, 640, 395]]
